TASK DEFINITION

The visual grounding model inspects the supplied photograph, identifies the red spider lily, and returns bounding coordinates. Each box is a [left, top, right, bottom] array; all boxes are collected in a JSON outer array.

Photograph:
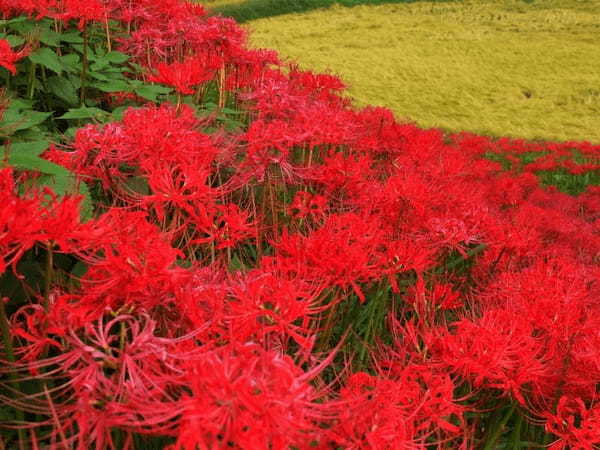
[[147, 54, 222, 95], [0, 168, 85, 275], [433, 308, 550, 407], [0, 38, 29, 75], [59, 0, 107, 29], [187, 204, 256, 252], [330, 367, 464, 449], [171, 342, 334, 449], [225, 268, 325, 352], [1, 312, 200, 449], [543, 396, 600, 449], [273, 212, 385, 302], [61, 209, 188, 320], [288, 190, 327, 219]]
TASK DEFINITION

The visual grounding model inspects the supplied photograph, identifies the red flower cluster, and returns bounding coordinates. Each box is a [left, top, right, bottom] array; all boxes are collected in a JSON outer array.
[[1, 0, 600, 448]]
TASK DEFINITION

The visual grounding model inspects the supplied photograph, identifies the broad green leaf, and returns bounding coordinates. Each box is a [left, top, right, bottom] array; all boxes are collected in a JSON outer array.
[[7, 98, 33, 110], [71, 260, 88, 278], [60, 53, 81, 73], [88, 71, 110, 81], [60, 31, 84, 43], [220, 107, 245, 115], [8, 140, 49, 157], [0, 34, 25, 47], [91, 79, 132, 93], [8, 152, 67, 176], [40, 29, 61, 46], [0, 108, 51, 132], [104, 51, 129, 64], [14, 128, 47, 141], [7, 149, 93, 220], [0, 16, 28, 27], [29, 47, 63, 74], [135, 84, 173, 102], [90, 60, 110, 71], [57, 107, 108, 120], [47, 76, 79, 106], [7, 18, 38, 34], [125, 176, 150, 196], [64, 127, 79, 139], [111, 106, 129, 121], [67, 73, 82, 89]]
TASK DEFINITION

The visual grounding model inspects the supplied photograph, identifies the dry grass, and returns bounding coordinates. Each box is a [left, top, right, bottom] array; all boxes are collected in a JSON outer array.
[[246, 0, 600, 143]]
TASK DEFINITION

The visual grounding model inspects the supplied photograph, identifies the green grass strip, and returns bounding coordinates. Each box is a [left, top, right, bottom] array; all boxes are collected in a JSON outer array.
[[206, 0, 451, 23]]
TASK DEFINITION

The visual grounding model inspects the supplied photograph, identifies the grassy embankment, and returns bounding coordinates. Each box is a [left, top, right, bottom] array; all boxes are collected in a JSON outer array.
[[207, 0, 600, 144]]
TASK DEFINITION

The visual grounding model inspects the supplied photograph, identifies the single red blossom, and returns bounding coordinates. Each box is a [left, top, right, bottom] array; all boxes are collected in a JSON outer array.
[[288, 190, 328, 219], [544, 396, 600, 449], [0, 38, 29, 75], [148, 55, 221, 95]]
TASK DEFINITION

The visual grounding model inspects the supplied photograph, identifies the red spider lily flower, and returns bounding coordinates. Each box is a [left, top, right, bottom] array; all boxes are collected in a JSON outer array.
[[0, 38, 29, 75], [543, 396, 600, 449], [330, 367, 464, 448], [147, 55, 221, 95], [171, 342, 333, 449], [225, 268, 325, 352], [64, 209, 187, 319], [433, 308, 550, 407], [188, 203, 255, 250], [288, 190, 328, 219], [0, 168, 85, 276], [59, 0, 107, 29], [1, 312, 199, 449]]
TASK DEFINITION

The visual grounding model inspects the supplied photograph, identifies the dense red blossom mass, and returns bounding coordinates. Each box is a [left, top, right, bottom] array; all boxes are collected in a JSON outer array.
[[1, 0, 600, 448]]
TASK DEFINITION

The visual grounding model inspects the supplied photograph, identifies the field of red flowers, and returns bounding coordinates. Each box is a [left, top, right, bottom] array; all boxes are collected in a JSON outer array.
[[1, 0, 600, 448]]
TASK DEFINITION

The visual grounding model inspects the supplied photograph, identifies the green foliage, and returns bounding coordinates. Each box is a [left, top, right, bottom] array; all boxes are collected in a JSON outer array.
[[208, 0, 451, 22], [0, 16, 174, 220]]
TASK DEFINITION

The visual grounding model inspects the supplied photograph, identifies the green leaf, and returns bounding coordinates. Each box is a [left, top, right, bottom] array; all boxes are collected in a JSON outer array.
[[47, 76, 79, 106], [104, 51, 129, 64], [40, 29, 62, 47], [6, 149, 93, 220], [135, 84, 173, 102], [0, 16, 28, 27], [7, 18, 37, 34], [8, 152, 67, 176], [0, 108, 52, 132], [111, 106, 129, 121], [7, 98, 33, 110], [29, 47, 63, 74], [64, 127, 79, 139], [57, 107, 108, 120], [90, 60, 110, 71], [8, 140, 49, 157], [125, 176, 150, 196], [60, 53, 81, 73], [60, 31, 84, 43], [71, 260, 88, 278], [88, 71, 110, 81], [91, 79, 132, 93], [0, 34, 25, 47]]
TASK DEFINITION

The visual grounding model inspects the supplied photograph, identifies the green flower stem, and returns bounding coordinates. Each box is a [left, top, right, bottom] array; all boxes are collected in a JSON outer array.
[[80, 25, 88, 106], [27, 62, 36, 100], [0, 297, 26, 447], [483, 404, 516, 450]]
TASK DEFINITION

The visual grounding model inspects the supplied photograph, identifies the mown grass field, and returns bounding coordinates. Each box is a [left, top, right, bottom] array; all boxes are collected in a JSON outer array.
[[210, 0, 600, 143]]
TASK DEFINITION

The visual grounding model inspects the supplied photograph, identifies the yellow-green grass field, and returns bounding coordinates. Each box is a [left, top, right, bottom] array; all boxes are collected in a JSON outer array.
[[240, 0, 600, 143]]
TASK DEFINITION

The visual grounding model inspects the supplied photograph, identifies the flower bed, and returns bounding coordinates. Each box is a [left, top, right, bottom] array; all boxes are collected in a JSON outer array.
[[1, 0, 599, 448]]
